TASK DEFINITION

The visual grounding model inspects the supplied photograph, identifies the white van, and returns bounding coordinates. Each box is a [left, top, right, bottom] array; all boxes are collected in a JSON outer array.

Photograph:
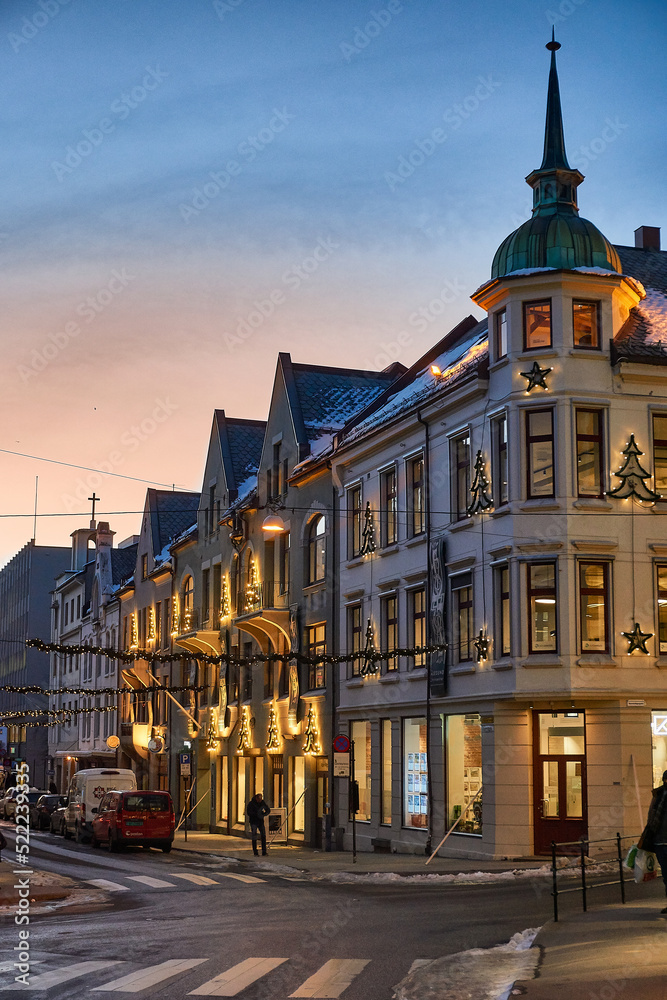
[[64, 768, 137, 843]]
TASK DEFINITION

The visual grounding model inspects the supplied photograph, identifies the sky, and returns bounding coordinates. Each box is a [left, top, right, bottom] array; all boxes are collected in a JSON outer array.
[[0, 0, 665, 566]]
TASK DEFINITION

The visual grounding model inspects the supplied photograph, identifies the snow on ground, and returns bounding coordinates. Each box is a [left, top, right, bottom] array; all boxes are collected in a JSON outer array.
[[318, 860, 617, 885], [393, 927, 541, 1000]]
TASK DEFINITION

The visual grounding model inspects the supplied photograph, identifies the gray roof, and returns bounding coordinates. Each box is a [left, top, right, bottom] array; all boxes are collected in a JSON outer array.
[[111, 545, 137, 586], [147, 490, 200, 556], [215, 412, 266, 493], [613, 245, 667, 362], [291, 363, 401, 443]]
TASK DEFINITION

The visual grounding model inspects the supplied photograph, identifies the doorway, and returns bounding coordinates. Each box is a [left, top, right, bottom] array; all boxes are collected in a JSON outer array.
[[316, 760, 329, 848], [533, 711, 587, 854]]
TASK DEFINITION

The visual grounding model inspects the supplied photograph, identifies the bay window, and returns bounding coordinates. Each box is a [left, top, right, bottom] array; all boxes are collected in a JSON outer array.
[[526, 409, 555, 498], [528, 562, 557, 653], [573, 300, 599, 349], [576, 408, 604, 498], [524, 300, 551, 350], [579, 562, 609, 653]]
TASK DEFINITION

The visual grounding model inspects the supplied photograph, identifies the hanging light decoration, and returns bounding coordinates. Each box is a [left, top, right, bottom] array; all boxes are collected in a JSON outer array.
[[607, 435, 661, 501], [360, 618, 378, 676], [206, 720, 219, 753], [171, 596, 180, 636], [467, 451, 494, 515], [237, 706, 252, 753], [220, 578, 230, 620], [303, 705, 321, 755], [474, 629, 490, 662], [147, 607, 156, 642], [130, 614, 138, 649], [622, 622, 653, 655], [266, 703, 280, 750], [359, 502, 376, 556]]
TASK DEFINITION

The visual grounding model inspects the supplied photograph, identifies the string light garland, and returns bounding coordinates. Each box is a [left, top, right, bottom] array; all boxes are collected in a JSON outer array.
[[0, 683, 205, 696]]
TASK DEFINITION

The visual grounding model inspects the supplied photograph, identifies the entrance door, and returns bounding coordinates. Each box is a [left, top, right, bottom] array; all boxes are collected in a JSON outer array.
[[533, 711, 587, 854], [316, 767, 328, 848]]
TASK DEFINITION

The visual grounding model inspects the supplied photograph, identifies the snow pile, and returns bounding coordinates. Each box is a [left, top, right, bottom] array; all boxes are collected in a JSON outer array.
[[320, 860, 617, 885], [393, 927, 541, 1000]]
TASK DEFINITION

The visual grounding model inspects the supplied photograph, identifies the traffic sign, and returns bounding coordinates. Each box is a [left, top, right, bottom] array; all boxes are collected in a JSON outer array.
[[333, 753, 350, 777], [180, 752, 191, 777], [333, 734, 350, 753]]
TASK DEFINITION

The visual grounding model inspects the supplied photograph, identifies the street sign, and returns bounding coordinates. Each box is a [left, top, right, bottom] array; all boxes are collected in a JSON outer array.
[[180, 752, 191, 777], [333, 734, 350, 753], [333, 752, 350, 777]]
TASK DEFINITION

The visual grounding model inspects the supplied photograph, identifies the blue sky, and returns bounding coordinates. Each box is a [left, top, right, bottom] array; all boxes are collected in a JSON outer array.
[[0, 0, 665, 563]]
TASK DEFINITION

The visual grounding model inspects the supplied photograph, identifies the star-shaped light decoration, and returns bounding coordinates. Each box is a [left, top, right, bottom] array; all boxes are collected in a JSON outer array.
[[474, 629, 490, 662], [520, 360, 552, 392], [622, 622, 653, 654]]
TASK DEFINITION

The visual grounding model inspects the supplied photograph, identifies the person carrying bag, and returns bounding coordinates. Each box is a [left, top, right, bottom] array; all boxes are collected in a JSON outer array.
[[640, 769, 667, 911]]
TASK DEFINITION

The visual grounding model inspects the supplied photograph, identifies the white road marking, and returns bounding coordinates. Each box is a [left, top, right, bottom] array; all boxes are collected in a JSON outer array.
[[211, 872, 265, 884], [289, 959, 370, 998], [125, 875, 176, 889], [5, 961, 121, 990], [93, 959, 207, 992], [189, 957, 287, 996], [87, 879, 131, 893], [171, 873, 219, 886]]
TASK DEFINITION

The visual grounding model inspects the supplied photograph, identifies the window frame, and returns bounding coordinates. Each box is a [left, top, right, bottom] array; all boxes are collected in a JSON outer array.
[[347, 602, 363, 677], [525, 408, 555, 500], [409, 587, 426, 668], [657, 565, 667, 654], [578, 560, 610, 655], [492, 413, 509, 507], [451, 432, 471, 521], [495, 564, 511, 658], [381, 593, 399, 672], [307, 515, 326, 585], [652, 413, 667, 498], [348, 484, 363, 558], [495, 308, 508, 360], [572, 299, 600, 350], [575, 407, 604, 499], [380, 466, 398, 547], [527, 561, 558, 654], [306, 623, 326, 690], [523, 299, 552, 351], [408, 455, 425, 537], [451, 572, 473, 664]]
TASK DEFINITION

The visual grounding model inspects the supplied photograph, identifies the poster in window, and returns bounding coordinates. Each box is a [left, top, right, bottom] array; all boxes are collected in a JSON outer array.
[[420, 794, 428, 814], [420, 752, 427, 771], [408, 753, 414, 770], [407, 794, 414, 813], [408, 773, 413, 792]]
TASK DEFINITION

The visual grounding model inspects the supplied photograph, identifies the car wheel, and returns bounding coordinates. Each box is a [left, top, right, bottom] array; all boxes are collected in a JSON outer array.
[[161, 843, 172, 854]]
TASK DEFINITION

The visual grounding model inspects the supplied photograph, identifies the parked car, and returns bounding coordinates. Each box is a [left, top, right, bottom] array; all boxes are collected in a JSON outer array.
[[91, 790, 175, 852], [49, 803, 67, 836], [4, 788, 48, 822], [29, 794, 67, 830], [0, 788, 18, 820], [64, 768, 137, 843]]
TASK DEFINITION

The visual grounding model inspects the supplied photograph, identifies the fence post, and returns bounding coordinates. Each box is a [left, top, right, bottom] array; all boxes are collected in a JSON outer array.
[[580, 838, 588, 912], [616, 832, 626, 904], [551, 841, 558, 922]]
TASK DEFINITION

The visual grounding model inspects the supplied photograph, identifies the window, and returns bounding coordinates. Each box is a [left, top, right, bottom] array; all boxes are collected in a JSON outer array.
[[579, 562, 609, 653], [573, 300, 599, 349], [272, 443, 282, 498], [307, 516, 326, 584], [492, 414, 508, 506], [403, 718, 428, 828], [526, 409, 555, 498], [351, 720, 371, 822], [452, 433, 471, 521], [528, 562, 557, 653], [278, 532, 290, 595], [495, 308, 507, 359], [202, 568, 210, 623], [141, 554, 148, 581], [155, 602, 162, 647], [658, 567, 667, 654], [409, 588, 426, 667], [452, 572, 473, 663], [208, 484, 216, 534], [307, 624, 326, 690], [381, 719, 392, 826], [242, 642, 253, 701], [446, 714, 482, 834], [651, 712, 667, 786], [576, 408, 604, 498], [347, 603, 363, 677], [523, 300, 551, 350], [653, 415, 667, 496], [495, 565, 511, 657], [381, 595, 398, 671], [409, 457, 425, 535], [381, 467, 398, 546], [348, 485, 362, 558], [76, 595, 81, 619]]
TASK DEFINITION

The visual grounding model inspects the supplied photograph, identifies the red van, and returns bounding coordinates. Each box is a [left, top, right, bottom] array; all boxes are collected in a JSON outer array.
[[91, 790, 174, 853]]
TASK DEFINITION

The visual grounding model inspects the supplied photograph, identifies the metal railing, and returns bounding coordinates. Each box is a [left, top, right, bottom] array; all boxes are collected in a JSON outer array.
[[550, 833, 638, 921], [235, 583, 290, 616]]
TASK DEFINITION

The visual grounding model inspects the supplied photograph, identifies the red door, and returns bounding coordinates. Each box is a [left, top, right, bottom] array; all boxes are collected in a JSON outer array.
[[533, 711, 587, 855]]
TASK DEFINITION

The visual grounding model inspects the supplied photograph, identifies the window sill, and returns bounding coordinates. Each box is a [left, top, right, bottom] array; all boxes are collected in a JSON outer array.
[[518, 349, 558, 361], [576, 654, 615, 666], [378, 544, 400, 556], [379, 673, 400, 684], [489, 504, 511, 518], [651, 503, 667, 515], [491, 659, 513, 671], [450, 663, 475, 675], [568, 349, 605, 359], [407, 668, 428, 680], [346, 677, 364, 688], [300, 691, 326, 701], [346, 557, 365, 569], [519, 499, 561, 512], [405, 535, 426, 549], [449, 518, 475, 532], [572, 498, 612, 511], [520, 655, 562, 668], [655, 656, 667, 667], [302, 582, 326, 595], [489, 356, 510, 372]]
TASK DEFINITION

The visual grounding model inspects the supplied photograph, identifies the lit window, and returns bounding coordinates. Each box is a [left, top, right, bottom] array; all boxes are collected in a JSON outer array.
[[657, 567, 667, 654], [653, 415, 667, 496], [403, 717, 428, 828], [579, 562, 609, 653], [348, 485, 362, 557], [381, 467, 398, 546], [307, 624, 326, 690], [351, 720, 371, 822], [523, 300, 551, 350], [347, 603, 363, 677], [528, 562, 557, 653], [576, 409, 604, 498], [452, 572, 473, 663], [452, 433, 471, 520], [492, 414, 508, 506], [495, 565, 511, 657], [573, 301, 599, 349], [495, 308, 508, 359], [381, 595, 398, 671], [307, 516, 326, 584], [526, 409, 555, 499], [409, 457, 425, 536], [410, 588, 426, 667], [381, 720, 392, 826]]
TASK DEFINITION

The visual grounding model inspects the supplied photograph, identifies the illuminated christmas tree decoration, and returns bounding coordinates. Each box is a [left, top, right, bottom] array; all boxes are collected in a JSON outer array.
[[220, 578, 230, 619], [237, 706, 252, 752], [622, 622, 653, 654], [266, 703, 280, 749], [147, 607, 156, 642], [171, 596, 180, 636], [474, 629, 490, 662], [467, 451, 494, 515], [303, 706, 321, 755], [520, 360, 552, 391], [359, 501, 376, 556], [607, 435, 661, 501], [206, 720, 219, 752], [130, 614, 138, 649], [246, 560, 261, 609], [360, 618, 378, 676]]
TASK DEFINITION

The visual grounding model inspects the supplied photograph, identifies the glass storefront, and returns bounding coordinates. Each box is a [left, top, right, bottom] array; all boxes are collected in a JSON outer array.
[[403, 717, 428, 828], [446, 714, 482, 834], [652, 712, 667, 786], [351, 721, 371, 822], [291, 756, 305, 833], [382, 719, 392, 825], [235, 756, 245, 825]]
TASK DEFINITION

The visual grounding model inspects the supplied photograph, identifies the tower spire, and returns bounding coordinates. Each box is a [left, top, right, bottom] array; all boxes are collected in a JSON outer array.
[[525, 32, 584, 218]]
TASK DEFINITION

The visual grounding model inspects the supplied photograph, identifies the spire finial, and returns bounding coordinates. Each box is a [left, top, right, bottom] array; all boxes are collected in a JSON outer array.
[[546, 27, 561, 52], [541, 32, 569, 170]]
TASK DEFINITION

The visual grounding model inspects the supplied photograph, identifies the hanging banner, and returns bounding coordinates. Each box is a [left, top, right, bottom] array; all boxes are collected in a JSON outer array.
[[288, 604, 300, 726], [429, 537, 447, 697]]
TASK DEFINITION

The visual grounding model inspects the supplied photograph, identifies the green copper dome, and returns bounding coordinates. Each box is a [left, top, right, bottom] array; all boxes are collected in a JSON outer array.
[[491, 33, 620, 280]]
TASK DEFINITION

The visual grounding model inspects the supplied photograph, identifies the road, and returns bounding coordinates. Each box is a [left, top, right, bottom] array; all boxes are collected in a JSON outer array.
[[0, 821, 638, 1000]]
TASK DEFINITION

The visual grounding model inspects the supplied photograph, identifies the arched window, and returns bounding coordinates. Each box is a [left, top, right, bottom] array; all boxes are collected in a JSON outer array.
[[308, 515, 326, 584], [182, 576, 194, 610]]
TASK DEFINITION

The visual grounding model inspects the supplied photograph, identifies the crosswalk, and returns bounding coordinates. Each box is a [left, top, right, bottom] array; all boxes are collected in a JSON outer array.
[[1, 955, 425, 996], [86, 871, 267, 893]]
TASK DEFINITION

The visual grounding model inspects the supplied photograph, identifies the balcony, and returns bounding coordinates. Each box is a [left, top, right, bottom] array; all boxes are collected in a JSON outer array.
[[173, 606, 223, 656], [233, 583, 291, 654], [235, 582, 290, 616]]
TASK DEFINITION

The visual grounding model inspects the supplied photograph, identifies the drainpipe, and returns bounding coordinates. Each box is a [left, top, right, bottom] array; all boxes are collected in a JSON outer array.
[[416, 409, 433, 856]]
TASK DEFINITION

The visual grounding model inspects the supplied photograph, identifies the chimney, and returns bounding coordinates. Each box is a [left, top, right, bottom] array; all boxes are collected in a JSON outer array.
[[634, 226, 661, 251]]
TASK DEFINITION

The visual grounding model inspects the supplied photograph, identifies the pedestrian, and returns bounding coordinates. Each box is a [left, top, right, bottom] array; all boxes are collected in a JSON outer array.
[[246, 792, 270, 856], [0, 828, 6, 861], [48, 781, 58, 794], [641, 769, 667, 913]]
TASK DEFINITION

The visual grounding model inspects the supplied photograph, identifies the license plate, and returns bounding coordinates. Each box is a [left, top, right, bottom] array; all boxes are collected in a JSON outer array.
[[125, 819, 143, 827]]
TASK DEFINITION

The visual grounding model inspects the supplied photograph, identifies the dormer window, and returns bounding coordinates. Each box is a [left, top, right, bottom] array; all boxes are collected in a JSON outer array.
[[523, 300, 551, 350], [573, 301, 600, 349]]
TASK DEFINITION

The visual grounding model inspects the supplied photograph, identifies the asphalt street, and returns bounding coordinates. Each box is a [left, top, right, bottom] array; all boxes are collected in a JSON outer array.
[[0, 822, 640, 1000]]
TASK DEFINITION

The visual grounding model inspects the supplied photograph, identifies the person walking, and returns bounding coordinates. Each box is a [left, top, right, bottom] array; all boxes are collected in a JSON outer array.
[[246, 792, 270, 856], [643, 769, 667, 913]]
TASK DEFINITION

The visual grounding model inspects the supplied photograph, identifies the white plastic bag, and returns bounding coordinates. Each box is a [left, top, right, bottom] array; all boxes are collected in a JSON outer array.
[[634, 848, 658, 883]]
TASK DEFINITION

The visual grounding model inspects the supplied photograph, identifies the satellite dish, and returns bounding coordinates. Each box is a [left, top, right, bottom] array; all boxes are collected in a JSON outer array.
[[106, 735, 120, 750], [147, 736, 164, 754]]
